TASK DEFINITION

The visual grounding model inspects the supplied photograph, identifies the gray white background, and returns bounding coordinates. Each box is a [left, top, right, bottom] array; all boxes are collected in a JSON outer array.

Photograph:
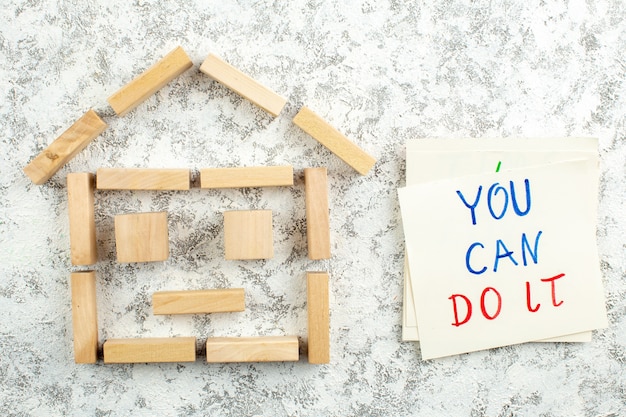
[[1, 0, 625, 415]]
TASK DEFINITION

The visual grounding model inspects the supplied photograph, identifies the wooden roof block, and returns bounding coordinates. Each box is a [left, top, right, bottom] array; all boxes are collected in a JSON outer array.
[[114, 212, 169, 263], [96, 168, 190, 190], [205, 336, 299, 363], [103, 337, 196, 363]]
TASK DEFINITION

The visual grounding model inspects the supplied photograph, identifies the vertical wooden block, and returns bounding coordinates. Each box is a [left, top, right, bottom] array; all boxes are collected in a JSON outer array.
[[67, 173, 98, 265], [293, 106, 376, 175], [304, 168, 331, 260], [23, 109, 107, 185], [107, 46, 193, 116], [205, 336, 299, 363], [71, 271, 98, 364], [103, 337, 196, 363], [114, 212, 169, 263], [199, 54, 287, 117], [223, 210, 274, 260], [96, 168, 190, 190], [307, 272, 330, 364], [200, 166, 294, 189], [153, 289, 245, 315]]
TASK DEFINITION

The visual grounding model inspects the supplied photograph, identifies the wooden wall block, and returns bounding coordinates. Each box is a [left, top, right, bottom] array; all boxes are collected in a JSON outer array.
[[71, 271, 98, 364], [97, 168, 190, 190], [23, 110, 107, 185], [307, 272, 330, 364], [67, 173, 98, 265], [200, 166, 293, 189], [153, 288, 245, 315], [114, 212, 169, 263], [224, 210, 273, 260], [205, 336, 299, 363], [199, 54, 287, 117], [107, 46, 193, 117], [293, 106, 376, 175], [304, 168, 331, 260], [103, 337, 196, 363]]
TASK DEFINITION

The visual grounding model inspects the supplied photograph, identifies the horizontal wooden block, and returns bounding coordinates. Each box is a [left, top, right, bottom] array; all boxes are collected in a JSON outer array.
[[199, 54, 287, 117], [23, 109, 107, 185], [103, 337, 196, 363], [200, 166, 293, 189], [307, 272, 330, 364], [108, 46, 193, 116], [67, 173, 98, 265], [153, 288, 245, 315], [115, 212, 169, 263], [224, 210, 274, 260], [293, 106, 376, 175], [96, 168, 190, 190], [205, 336, 299, 363], [304, 168, 331, 260], [71, 271, 98, 364]]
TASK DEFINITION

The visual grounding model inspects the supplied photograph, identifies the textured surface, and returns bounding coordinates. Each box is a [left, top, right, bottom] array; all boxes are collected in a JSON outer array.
[[1, 0, 625, 415]]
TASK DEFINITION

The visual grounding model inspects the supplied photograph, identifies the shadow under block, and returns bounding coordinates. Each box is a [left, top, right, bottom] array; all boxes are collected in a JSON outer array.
[[200, 166, 293, 189], [114, 212, 169, 263], [23, 110, 107, 185], [307, 272, 330, 364], [224, 210, 274, 260], [199, 54, 287, 117], [205, 336, 299, 363], [107, 46, 193, 116], [96, 168, 190, 190], [153, 288, 245, 315], [304, 168, 331, 260], [293, 106, 376, 175], [71, 271, 98, 364], [103, 337, 196, 363], [67, 173, 98, 265]]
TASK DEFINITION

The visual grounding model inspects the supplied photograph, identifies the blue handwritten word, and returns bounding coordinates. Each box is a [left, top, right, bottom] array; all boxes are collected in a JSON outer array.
[[456, 179, 531, 226]]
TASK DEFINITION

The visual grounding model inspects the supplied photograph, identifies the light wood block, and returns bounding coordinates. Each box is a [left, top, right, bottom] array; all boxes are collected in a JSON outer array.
[[153, 289, 245, 315], [23, 109, 107, 185], [114, 212, 169, 263], [205, 336, 299, 363], [307, 272, 330, 364], [224, 210, 273, 260], [67, 173, 97, 265], [200, 166, 293, 189], [103, 337, 196, 363], [199, 54, 287, 117], [107, 46, 193, 116], [97, 168, 190, 190], [304, 168, 331, 260], [71, 271, 98, 364], [293, 106, 376, 175]]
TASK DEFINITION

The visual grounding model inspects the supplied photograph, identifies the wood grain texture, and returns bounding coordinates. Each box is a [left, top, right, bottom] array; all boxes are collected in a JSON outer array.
[[67, 173, 98, 265], [205, 336, 299, 363], [152, 288, 245, 315], [199, 54, 287, 117], [224, 210, 273, 260], [103, 337, 196, 363], [23, 109, 107, 185], [96, 168, 190, 190], [307, 272, 330, 364], [304, 168, 331, 260], [71, 271, 98, 364], [114, 212, 169, 263], [293, 106, 376, 175], [107, 46, 193, 116], [200, 166, 293, 189]]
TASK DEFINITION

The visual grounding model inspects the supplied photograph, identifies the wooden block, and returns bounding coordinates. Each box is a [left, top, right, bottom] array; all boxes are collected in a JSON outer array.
[[96, 168, 190, 190], [114, 212, 169, 263], [23, 110, 107, 185], [67, 173, 97, 265], [307, 272, 330, 364], [107, 46, 193, 116], [224, 210, 273, 260], [71, 271, 98, 364], [103, 337, 196, 363], [200, 166, 293, 189], [205, 336, 299, 363], [153, 288, 245, 315], [293, 106, 376, 175], [304, 168, 331, 260], [199, 54, 287, 117]]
